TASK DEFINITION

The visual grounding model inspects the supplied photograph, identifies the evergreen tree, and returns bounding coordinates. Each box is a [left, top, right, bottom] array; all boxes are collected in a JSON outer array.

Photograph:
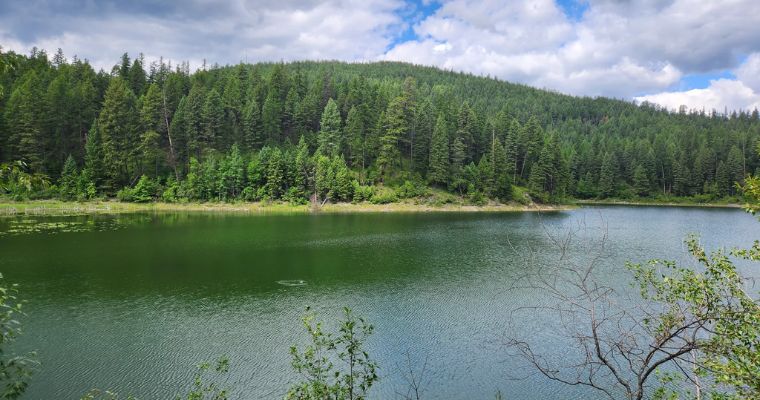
[[265, 147, 285, 199], [314, 155, 333, 202], [5, 72, 45, 171], [98, 77, 140, 189], [428, 114, 449, 187], [242, 99, 263, 151], [58, 154, 78, 200], [598, 152, 616, 198], [491, 136, 512, 200], [202, 88, 223, 151], [283, 87, 300, 142], [317, 98, 342, 157], [128, 56, 146, 96], [716, 160, 731, 196], [331, 156, 353, 202], [504, 119, 520, 183], [294, 136, 313, 199], [632, 164, 650, 197], [84, 119, 105, 191], [377, 96, 406, 180], [456, 102, 477, 162], [521, 116, 544, 180], [673, 155, 692, 196], [450, 136, 467, 194], [262, 89, 282, 144], [528, 135, 563, 200], [345, 106, 365, 169], [222, 73, 243, 146], [726, 146, 745, 191]]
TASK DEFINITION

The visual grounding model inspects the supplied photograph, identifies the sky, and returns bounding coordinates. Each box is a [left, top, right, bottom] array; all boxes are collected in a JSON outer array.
[[2, 0, 760, 112]]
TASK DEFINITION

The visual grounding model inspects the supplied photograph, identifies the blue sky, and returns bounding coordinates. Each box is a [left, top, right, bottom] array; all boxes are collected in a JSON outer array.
[[2, 0, 760, 111]]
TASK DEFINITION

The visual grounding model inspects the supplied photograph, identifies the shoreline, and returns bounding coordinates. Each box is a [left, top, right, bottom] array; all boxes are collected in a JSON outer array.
[[0, 199, 746, 217], [574, 199, 743, 208], [0, 200, 574, 216]]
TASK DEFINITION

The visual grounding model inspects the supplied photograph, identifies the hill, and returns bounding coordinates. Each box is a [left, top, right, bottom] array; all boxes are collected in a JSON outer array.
[[1, 49, 758, 204]]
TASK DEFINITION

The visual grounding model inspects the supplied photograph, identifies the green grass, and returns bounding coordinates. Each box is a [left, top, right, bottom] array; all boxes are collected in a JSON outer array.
[[0, 198, 573, 217]]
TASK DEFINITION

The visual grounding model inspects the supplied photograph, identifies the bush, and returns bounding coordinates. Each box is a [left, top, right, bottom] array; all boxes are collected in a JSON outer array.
[[118, 175, 159, 203], [395, 180, 429, 199], [369, 186, 398, 204], [160, 177, 183, 203], [283, 186, 308, 205], [352, 181, 375, 202]]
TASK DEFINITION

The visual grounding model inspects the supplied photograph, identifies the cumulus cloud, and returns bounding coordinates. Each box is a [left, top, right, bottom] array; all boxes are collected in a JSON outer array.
[[0, 0, 405, 70], [384, 0, 760, 101], [2, 0, 760, 111], [636, 53, 760, 113]]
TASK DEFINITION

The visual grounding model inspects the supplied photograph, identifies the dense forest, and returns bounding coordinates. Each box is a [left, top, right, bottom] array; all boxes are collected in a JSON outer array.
[[1, 47, 759, 204]]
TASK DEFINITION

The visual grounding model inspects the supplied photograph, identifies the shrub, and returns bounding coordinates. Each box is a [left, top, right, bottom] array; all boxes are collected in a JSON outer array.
[[369, 186, 398, 204], [352, 181, 375, 202], [395, 180, 429, 199], [118, 175, 159, 203]]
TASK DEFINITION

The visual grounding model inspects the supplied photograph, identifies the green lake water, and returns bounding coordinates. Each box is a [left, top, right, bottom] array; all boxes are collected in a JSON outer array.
[[0, 206, 757, 399]]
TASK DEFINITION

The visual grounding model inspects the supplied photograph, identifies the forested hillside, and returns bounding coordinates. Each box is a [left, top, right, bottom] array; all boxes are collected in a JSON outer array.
[[1, 48, 759, 204]]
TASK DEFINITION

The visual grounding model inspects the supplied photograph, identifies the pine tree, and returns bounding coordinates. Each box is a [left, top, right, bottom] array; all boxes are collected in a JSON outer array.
[[345, 106, 365, 169], [428, 114, 449, 187], [455, 102, 478, 162], [242, 99, 263, 151], [83, 119, 104, 191], [504, 119, 520, 183], [128, 56, 147, 96], [491, 136, 512, 200], [632, 164, 650, 197], [726, 146, 744, 190], [450, 136, 467, 194], [331, 156, 353, 201], [294, 136, 313, 199], [140, 84, 164, 134], [5, 71, 45, 171], [314, 154, 333, 202], [265, 147, 285, 199], [283, 87, 300, 142], [58, 154, 78, 200], [716, 160, 731, 196], [477, 156, 494, 197], [598, 152, 616, 198], [317, 98, 342, 157], [262, 89, 282, 144], [222, 73, 243, 146], [521, 116, 544, 180], [377, 96, 407, 180], [184, 85, 206, 160], [202, 88, 223, 151], [673, 155, 692, 196], [98, 77, 140, 189]]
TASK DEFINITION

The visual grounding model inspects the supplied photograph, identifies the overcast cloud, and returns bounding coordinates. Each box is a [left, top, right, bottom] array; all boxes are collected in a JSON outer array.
[[2, 0, 760, 112]]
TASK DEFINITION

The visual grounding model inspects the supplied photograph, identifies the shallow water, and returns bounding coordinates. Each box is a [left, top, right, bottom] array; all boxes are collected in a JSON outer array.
[[0, 206, 756, 399]]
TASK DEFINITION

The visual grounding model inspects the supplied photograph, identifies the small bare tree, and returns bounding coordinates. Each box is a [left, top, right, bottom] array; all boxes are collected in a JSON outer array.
[[394, 350, 432, 400], [502, 217, 759, 400]]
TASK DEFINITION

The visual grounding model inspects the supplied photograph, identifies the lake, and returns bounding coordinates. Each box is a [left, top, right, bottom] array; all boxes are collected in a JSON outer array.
[[0, 206, 757, 399]]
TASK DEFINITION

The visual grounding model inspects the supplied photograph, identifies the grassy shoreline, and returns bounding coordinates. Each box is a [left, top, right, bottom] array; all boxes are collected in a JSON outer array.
[[0, 199, 573, 216], [0, 198, 744, 217]]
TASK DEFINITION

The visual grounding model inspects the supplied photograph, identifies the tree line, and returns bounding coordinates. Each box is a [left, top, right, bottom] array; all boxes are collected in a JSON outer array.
[[1, 48, 759, 203]]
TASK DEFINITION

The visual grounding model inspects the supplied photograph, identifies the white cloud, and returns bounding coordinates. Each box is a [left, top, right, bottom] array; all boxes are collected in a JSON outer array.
[[735, 53, 760, 93], [635, 79, 760, 113], [2, 0, 760, 111], [383, 0, 760, 102], [0, 0, 405, 71], [636, 53, 760, 113]]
